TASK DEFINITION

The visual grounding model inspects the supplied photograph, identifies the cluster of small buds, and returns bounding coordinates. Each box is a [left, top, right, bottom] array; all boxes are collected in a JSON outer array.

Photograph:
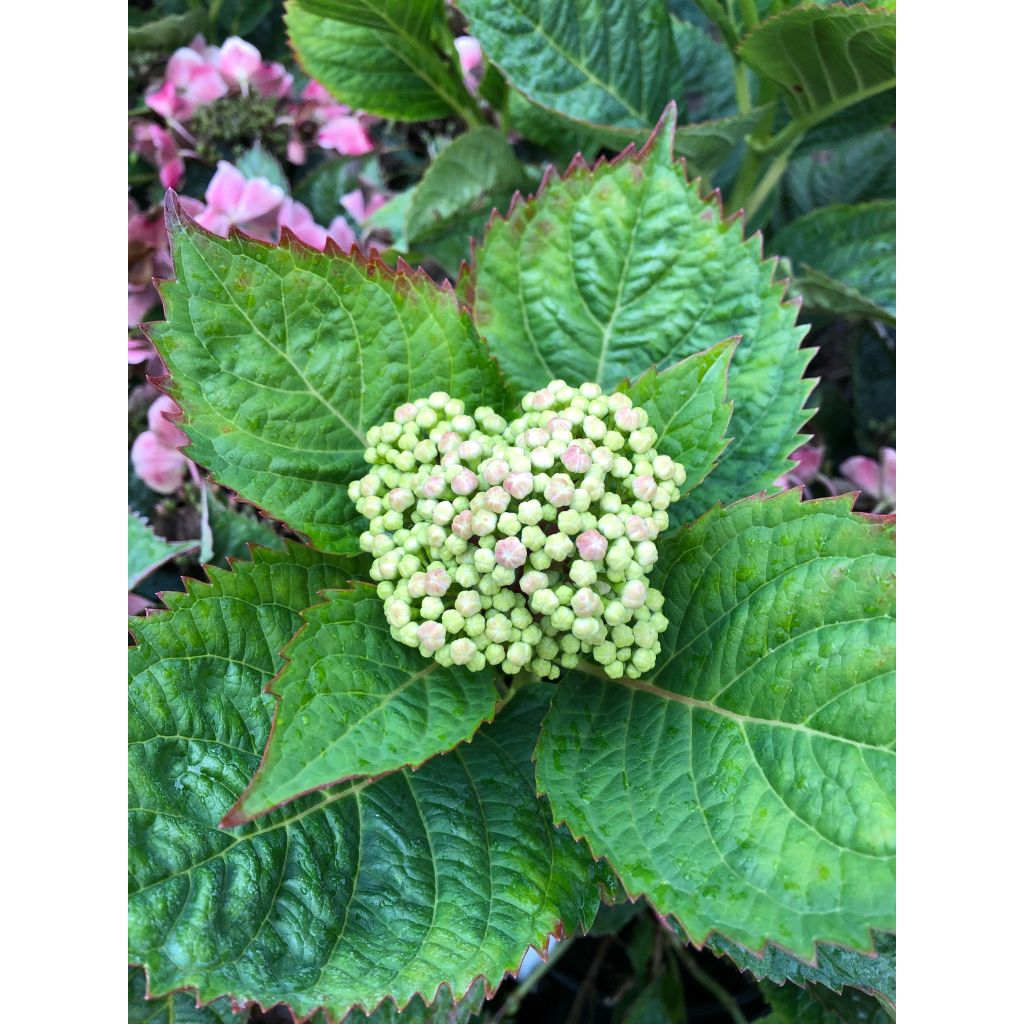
[[349, 381, 685, 680]]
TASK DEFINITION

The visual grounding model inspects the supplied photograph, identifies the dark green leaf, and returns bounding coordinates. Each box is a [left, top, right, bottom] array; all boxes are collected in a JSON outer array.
[[128, 10, 206, 52], [149, 196, 507, 554], [671, 16, 738, 124], [129, 547, 604, 1019], [227, 586, 500, 822], [128, 509, 198, 592], [129, 966, 235, 1024], [535, 492, 895, 958], [294, 160, 361, 230], [459, 0, 682, 131], [207, 492, 285, 568], [738, 5, 896, 127], [774, 201, 895, 322], [462, 107, 812, 515], [708, 931, 895, 1009], [760, 979, 892, 1023]]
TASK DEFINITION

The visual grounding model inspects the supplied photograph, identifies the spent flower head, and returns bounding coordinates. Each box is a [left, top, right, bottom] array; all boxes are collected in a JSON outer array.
[[349, 381, 685, 680]]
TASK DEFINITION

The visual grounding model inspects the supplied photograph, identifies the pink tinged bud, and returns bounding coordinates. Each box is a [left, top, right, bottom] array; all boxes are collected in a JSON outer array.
[[454, 34, 483, 75], [408, 573, 427, 599], [458, 440, 483, 461], [614, 407, 641, 431], [484, 486, 511, 513], [482, 459, 509, 485], [504, 472, 533, 499], [571, 588, 602, 616], [451, 469, 479, 496], [425, 568, 451, 596], [388, 488, 413, 511], [576, 530, 609, 562], [625, 515, 649, 541], [622, 580, 648, 609], [523, 428, 549, 448], [417, 621, 446, 652], [495, 537, 528, 569], [394, 402, 417, 423], [561, 445, 592, 474], [421, 475, 445, 498], [632, 475, 658, 502], [520, 570, 548, 595], [451, 510, 474, 539], [440, 453, 460, 468], [544, 473, 575, 507], [547, 416, 573, 433], [530, 388, 555, 410], [437, 431, 461, 454]]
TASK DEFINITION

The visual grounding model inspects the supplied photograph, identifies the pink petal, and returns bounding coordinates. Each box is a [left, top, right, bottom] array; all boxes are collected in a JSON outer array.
[[218, 37, 262, 87], [183, 64, 228, 110], [147, 394, 189, 448], [235, 177, 284, 223], [789, 444, 824, 483], [128, 336, 154, 364], [286, 137, 306, 165], [364, 193, 388, 218], [204, 161, 247, 214], [341, 189, 366, 222], [195, 207, 231, 237], [128, 593, 156, 616], [159, 156, 185, 189], [455, 35, 483, 75], [839, 456, 882, 500], [128, 287, 159, 328], [131, 431, 188, 494], [278, 200, 328, 250], [252, 62, 294, 98], [144, 81, 179, 120], [880, 448, 896, 501], [328, 216, 356, 252], [317, 116, 374, 156], [302, 80, 335, 105], [166, 46, 208, 85]]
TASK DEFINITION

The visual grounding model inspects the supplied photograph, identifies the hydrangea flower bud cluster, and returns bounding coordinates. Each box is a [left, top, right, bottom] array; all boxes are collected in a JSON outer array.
[[349, 381, 685, 680]]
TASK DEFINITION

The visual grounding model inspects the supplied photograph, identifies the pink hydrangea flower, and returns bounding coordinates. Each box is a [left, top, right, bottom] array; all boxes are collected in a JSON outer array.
[[317, 114, 374, 156], [341, 188, 388, 223], [454, 35, 484, 91], [774, 444, 825, 489], [131, 395, 190, 494], [195, 161, 284, 238], [146, 46, 228, 121], [217, 37, 262, 91], [132, 123, 185, 189], [838, 448, 896, 508]]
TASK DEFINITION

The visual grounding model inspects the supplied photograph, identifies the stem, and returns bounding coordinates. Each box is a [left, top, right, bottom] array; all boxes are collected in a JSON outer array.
[[676, 947, 749, 1024], [733, 61, 752, 114], [742, 143, 796, 220], [496, 937, 574, 1021], [738, 0, 759, 32]]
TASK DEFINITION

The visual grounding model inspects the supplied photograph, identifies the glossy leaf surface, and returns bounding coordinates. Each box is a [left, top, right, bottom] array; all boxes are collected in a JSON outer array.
[[536, 493, 896, 957]]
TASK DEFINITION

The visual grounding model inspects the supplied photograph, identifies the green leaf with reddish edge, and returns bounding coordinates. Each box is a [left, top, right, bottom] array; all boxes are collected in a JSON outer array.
[[225, 586, 500, 823], [344, 978, 486, 1023], [737, 5, 896, 125], [128, 508, 198, 591], [457, 0, 682, 133], [773, 201, 895, 323], [129, 967, 236, 1024], [147, 195, 507, 555], [287, 1, 479, 123], [760, 979, 893, 1024], [619, 340, 736, 512], [129, 547, 604, 1021], [707, 930, 895, 1010], [461, 105, 813, 517], [535, 492, 895, 958]]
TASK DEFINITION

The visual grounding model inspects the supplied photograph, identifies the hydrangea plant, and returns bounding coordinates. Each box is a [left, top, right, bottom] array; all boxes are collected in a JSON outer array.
[[129, 107, 895, 1021]]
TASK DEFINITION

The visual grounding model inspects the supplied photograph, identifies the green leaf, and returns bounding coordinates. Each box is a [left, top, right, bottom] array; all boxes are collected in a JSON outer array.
[[206, 492, 285, 568], [671, 15, 738, 124], [345, 979, 486, 1023], [505, 90, 604, 164], [149, 196, 507, 554], [128, 10, 206, 52], [760, 979, 893, 1024], [458, 0, 682, 131], [294, 159, 361, 230], [226, 586, 500, 822], [737, 5, 896, 127], [236, 142, 290, 194], [128, 509, 198, 592], [129, 548, 604, 1019], [782, 129, 895, 218], [535, 492, 895, 958], [462, 106, 812, 515], [708, 931, 895, 1009], [774, 201, 895, 322], [129, 966, 235, 1024], [407, 129, 530, 275], [620, 340, 736, 507], [673, 107, 769, 177], [287, 1, 480, 123]]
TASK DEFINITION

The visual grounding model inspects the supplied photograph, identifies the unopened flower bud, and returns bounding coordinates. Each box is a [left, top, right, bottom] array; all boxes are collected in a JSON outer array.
[[576, 530, 608, 562]]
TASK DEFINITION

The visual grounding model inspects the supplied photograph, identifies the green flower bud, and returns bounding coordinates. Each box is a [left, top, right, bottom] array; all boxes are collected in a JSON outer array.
[[530, 588, 560, 616]]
